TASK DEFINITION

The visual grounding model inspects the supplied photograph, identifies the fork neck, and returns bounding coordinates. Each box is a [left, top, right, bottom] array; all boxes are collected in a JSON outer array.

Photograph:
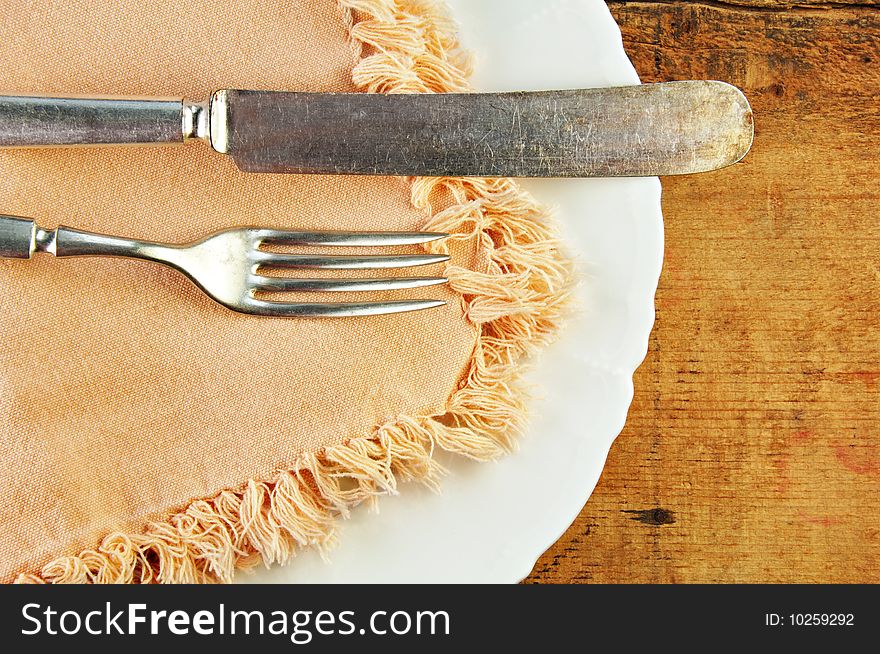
[[37, 225, 174, 263]]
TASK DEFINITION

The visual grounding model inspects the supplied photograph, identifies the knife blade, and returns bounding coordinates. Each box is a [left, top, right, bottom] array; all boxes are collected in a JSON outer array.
[[0, 81, 753, 177]]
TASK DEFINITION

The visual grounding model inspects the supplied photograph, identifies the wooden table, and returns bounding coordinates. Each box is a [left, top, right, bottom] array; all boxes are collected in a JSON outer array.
[[527, 0, 880, 583]]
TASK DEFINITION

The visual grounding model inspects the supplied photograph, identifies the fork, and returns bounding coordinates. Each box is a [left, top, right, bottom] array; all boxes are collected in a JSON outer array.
[[0, 215, 450, 317]]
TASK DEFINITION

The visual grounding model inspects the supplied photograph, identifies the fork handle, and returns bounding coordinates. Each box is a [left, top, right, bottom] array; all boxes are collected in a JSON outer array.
[[0, 94, 209, 147], [0, 215, 36, 258], [0, 214, 168, 261]]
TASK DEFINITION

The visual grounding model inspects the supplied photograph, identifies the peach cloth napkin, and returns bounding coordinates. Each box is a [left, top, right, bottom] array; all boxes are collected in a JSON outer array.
[[0, 0, 570, 583]]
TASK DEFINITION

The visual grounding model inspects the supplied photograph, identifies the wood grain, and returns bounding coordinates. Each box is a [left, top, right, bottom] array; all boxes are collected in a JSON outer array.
[[527, 0, 880, 583]]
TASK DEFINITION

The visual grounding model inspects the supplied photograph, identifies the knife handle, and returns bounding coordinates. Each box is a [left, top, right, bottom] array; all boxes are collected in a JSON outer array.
[[0, 94, 211, 148]]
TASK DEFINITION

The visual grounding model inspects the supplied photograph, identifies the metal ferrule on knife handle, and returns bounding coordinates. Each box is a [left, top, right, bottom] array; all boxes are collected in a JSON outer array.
[[0, 81, 753, 177]]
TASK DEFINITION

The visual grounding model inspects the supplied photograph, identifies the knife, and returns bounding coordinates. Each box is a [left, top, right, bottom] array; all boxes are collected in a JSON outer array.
[[0, 80, 752, 177]]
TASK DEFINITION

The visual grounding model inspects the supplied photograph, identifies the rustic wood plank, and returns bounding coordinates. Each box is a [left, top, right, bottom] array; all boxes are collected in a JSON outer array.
[[527, 0, 880, 583]]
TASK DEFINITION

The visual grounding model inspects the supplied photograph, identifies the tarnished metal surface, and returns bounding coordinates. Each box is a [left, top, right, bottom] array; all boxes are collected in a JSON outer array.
[[225, 81, 753, 177], [0, 81, 753, 176], [0, 214, 36, 258], [0, 95, 186, 147]]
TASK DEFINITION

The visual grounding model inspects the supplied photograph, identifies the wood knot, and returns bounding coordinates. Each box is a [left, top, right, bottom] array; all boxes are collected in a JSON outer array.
[[623, 507, 676, 526]]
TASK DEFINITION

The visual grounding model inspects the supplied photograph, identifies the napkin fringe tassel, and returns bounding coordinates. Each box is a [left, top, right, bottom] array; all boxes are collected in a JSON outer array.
[[15, 0, 573, 584]]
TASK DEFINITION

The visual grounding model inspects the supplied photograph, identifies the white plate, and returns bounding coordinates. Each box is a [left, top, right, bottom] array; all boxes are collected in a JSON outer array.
[[246, 0, 663, 583]]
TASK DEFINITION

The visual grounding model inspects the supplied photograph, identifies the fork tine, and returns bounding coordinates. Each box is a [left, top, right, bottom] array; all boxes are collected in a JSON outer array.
[[254, 252, 450, 270], [254, 230, 449, 247], [250, 275, 448, 292], [243, 298, 447, 318]]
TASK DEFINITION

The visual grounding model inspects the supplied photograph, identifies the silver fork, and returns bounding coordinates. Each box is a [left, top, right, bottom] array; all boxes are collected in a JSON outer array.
[[0, 215, 450, 317]]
